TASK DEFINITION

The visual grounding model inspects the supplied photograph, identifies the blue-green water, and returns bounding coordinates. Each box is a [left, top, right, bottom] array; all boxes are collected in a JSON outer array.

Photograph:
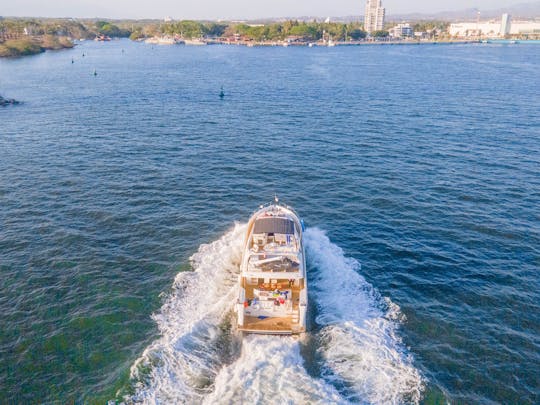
[[1, 40, 539, 404]]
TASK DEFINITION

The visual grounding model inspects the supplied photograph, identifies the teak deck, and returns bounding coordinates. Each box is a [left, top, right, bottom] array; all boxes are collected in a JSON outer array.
[[240, 281, 302, 334], [240, 316, 292, 332]]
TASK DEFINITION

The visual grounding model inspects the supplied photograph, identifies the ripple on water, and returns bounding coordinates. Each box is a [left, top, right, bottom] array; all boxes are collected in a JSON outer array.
[[0, 40, 539, 404]]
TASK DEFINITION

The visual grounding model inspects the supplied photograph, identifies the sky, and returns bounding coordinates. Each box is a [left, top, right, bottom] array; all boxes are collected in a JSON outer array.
[[1, 0, 524, 19]]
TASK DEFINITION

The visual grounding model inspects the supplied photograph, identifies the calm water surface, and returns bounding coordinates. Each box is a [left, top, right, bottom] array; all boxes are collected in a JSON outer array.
[[1, 40, 539, 404]]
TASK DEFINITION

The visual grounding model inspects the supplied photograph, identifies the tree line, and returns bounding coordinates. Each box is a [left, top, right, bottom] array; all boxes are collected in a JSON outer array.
[[0, 18, 132, 41], [155, 20, 368, 41], [1, 18, 451, 43]]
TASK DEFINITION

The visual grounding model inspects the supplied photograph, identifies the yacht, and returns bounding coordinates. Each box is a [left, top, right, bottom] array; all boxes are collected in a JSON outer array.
[[237, 199, 307, 335], [94, 34, 111, 41], [144, 36, 184, 45], [184, 39, 207, 46]]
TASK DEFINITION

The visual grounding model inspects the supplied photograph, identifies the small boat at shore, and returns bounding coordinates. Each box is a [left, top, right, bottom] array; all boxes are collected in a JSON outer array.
[[237, 199, 307, 335], [184, 39, 207, 46], [144, 36, 184, 45]]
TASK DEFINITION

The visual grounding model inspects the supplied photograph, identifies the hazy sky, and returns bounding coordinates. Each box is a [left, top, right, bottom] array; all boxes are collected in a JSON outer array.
[[1, 0, 522, 19]]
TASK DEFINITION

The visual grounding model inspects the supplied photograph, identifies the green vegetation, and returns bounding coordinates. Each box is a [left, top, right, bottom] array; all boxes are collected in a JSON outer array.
[[0, 18, 91, 40], [129, 30, 144, 41], [348, 28, 367, 40], [0, 35, 73, 57], [0, 16, 463, 58], [372, 30, 390, 38], [412, 20, 450, 33], [0, 18, 132, 57], [157, 20, 368, 41], [0, 38, 42, 57], [41, 34, 74, 50], [95, 20, 130, 38], [161, 20, 201, 38]]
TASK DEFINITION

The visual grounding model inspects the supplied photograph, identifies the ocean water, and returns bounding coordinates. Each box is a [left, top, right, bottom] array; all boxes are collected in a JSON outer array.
[[0, 39, 539, 404]]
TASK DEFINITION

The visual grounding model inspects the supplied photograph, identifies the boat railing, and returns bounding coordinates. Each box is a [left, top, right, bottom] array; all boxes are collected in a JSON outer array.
[[251, 201, 303, 234]]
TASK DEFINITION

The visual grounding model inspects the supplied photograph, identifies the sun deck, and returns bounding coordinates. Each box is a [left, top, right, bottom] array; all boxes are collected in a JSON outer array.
[[239, 278, 303, 334]]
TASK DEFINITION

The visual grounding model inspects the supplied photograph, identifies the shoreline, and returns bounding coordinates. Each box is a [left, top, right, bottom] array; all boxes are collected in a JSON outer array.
[[0, 36, 74, 58], [140, 38, 540, 47], [2, 36, 538, 59], [215, 39, 481, 47]]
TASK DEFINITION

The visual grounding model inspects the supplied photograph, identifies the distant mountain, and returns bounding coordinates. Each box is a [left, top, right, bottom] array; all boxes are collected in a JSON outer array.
[[490, 1, 540, 18], [243, 16, 363, 24], [387, 1, 540, 22], [245, 2, 540, 25]]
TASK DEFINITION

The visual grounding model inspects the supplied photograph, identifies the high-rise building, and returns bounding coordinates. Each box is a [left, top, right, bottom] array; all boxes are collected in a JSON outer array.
[[500, 13, 511, 36], [364, 0, 385, 34]]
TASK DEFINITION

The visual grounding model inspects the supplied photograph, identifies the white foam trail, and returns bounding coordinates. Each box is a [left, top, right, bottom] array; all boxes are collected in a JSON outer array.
[[205, 335, 342, 404], [305, 228, 424, 404], [126, 223, 246, 403], [125, 225, 424, 405]]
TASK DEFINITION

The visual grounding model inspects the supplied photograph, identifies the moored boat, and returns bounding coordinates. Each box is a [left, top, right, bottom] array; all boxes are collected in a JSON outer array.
[[144, 36, 184, 45], [94, 34, 111, 41], [237, 199, 307, 335], [184, 39, 207, 46]]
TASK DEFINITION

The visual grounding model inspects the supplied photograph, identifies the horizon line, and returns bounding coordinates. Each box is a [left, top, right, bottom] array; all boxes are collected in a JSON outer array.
[[1, 10, 531, 22]]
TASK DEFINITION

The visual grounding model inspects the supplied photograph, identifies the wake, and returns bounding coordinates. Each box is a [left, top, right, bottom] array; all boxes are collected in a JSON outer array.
[[123, 225, 423, 404], [305, 228, 423, 404]]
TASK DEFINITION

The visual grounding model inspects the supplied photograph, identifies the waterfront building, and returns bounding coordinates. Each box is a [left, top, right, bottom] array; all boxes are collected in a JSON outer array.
[[389, 23, 413, 38], [364, 0, 385, 34], [449, 14, 540, 38]]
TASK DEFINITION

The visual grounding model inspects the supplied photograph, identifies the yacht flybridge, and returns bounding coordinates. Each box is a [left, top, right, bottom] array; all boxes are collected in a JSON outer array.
[[237, 200, 307, 335]]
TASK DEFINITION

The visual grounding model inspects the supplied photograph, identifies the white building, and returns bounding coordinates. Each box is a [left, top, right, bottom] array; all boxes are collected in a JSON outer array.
[[449, 14, 540, 38], [389, 23, 413, 38], [449, 20, 501, 37], [500, 13, 511, 36], [509, 20, 540, 35], [364, 0, 385, 34]]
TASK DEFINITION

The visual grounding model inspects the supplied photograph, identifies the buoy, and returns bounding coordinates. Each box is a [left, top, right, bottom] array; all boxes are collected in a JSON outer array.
[[219, 85, 225, 99], [93, 69, 97, 76], [71, 58, 74, 64]]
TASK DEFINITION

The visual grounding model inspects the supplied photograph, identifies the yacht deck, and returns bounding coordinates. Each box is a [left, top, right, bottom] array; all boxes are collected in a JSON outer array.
[[239, 316, 293, 332]]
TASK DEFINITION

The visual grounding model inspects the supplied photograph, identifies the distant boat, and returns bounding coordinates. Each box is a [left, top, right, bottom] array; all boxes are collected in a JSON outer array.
[[327, 39, 336, 47], [95, 34, 111, 42], [145, 36, 183, 45], [184, 39, 207, 46]]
